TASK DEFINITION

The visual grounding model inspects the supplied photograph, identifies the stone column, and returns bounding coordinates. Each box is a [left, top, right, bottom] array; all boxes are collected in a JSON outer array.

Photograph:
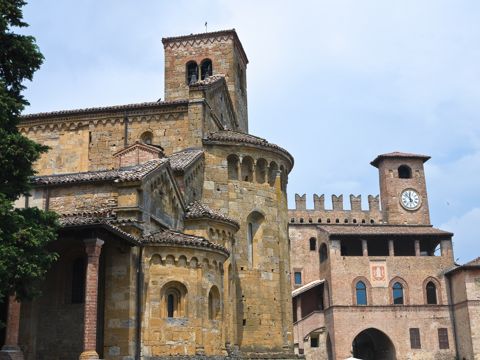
[[0, 296, 24, 360], [79, 239, 104, 360], [414, 239, 420, 257], [362, 239, 368, 256], [388, 240, 395, 256]]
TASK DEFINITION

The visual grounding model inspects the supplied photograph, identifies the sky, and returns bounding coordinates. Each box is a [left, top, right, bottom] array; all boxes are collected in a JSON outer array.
[[20, 0, 480, 263]]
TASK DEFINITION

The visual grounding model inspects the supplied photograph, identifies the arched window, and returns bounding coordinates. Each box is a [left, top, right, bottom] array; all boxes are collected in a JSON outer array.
[[241, 156, 254, 182], [71, 257, 86, 304], [309, 237, 316, 251], [208, 286, 220, 320], [227, 154, 239, 180], [200, 59, 213, 80], [161, 281, 187, 318], [255, 158, 267, 184], [268, 161, 278, 186], [398, 165, 412, 179], [392, 282, 404, 304], [426, 281, 438, 304], [319, 243, 328, 262], [186, 61, 198, 85], [246, 211, 265, 268], [140, 131, 153, 145], [355, 281, 367, 305]]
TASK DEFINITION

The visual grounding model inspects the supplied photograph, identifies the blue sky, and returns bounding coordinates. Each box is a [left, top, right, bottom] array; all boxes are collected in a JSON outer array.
[[21, 1, 480, 263]]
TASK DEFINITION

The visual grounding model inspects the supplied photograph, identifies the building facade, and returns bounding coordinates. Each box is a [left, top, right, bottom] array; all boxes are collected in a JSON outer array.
[[0, 30, 296, 360], [289, 153, 480, 360]]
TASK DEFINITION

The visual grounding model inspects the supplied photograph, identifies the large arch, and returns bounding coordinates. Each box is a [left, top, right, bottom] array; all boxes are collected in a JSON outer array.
[[352, 328, 396, 360]]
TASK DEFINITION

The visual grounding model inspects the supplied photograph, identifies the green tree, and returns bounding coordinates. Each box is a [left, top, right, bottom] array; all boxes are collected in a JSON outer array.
[[0, 0, 58, 301]]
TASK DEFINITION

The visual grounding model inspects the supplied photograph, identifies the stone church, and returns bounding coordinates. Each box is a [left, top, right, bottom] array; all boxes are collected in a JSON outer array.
[[0, 29, 478, 360]]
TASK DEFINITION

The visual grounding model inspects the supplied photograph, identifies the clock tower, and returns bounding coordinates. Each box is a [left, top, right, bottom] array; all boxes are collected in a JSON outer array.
[[371, 152, 431, 225]]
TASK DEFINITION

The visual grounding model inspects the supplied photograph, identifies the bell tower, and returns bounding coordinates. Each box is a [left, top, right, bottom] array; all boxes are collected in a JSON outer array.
[[162, 29, 249, 132], [371, 152, 431, 225]]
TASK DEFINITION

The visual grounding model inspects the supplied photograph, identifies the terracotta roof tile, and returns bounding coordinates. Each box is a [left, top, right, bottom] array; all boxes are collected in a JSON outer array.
[[185, 201, 239, 228], [371, 152, 431, 167], [189, 74, 226, 90], [168, 149, 204, 173], [21, 100, 188, 120], [58, 212, 139, 244], [33, 158, 168, 186], [318, 224, 452, 237], [141, 228, 229, 255], [203, 130, 294, 166]]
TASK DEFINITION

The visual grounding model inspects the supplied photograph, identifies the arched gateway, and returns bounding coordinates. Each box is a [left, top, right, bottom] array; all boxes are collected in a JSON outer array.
[[352, 328, 396, 360]]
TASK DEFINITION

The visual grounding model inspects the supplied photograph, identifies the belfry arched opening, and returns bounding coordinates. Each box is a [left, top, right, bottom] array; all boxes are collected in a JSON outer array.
[[352, 328, 396, 360]]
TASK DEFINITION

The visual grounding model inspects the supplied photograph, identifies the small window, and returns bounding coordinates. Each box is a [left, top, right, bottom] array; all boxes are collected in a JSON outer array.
[[71, 257, 86, 304], [200, 59, 212, 80], [208, 286, 220, 320], [319, 243, 328, 262], [310, 335, 319, 348], [398, 165, 412, 179], [309, 238, 316, 251], [247, 222, 253, 267], [426, 281, 438, 304], [294, 272, 302, 285], [140, 131, 153, 145], [355, 281, 367, 305], [393, 282, 404, 304], [438, 328, 449, 349], [410, 328, 421, 349], [186, 61, 198, 84], [167, 294, 175, 317]]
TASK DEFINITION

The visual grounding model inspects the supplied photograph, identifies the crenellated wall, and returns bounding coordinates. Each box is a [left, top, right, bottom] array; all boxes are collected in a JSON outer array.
[[289, 193, 383, 225]]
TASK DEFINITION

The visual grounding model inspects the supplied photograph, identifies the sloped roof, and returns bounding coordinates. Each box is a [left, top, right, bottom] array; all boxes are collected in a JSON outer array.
[[141, 228, 229, 255], [446, 257, 480, 275], [58, 212, 139, 245], [168, 149, 204, 173], [292, 279, 325, 298], [371, 152, 431, 167], [32, 158, 168, 186], [203, 130, 294, 166], [185, 201, 239, 229], [21, 100, 188, 120], [318, 225, 452, 238]]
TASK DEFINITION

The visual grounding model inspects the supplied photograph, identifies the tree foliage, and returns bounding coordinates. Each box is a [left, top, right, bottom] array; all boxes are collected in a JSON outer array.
[[0, 0, 58, 301]]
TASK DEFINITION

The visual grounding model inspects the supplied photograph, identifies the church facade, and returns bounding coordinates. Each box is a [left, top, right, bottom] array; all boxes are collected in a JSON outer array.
[[0, 30, 295, 360], [289, 153, 480, 359]]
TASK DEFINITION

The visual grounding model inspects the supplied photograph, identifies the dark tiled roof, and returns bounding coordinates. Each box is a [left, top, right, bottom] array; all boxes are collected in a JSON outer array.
[[371, 152, 431, 167], [141, 228, 229, 255], [58, 212, 139, 244], [185, 201, 239, 229], [21, 100, 188, 120], [162, 29, 248, 64], [445, 257, 480, 275], [168, 149, 204, 173], [33, 159, 168, 186], [318, 225, 452, 237], [203, 130, 294, 166]]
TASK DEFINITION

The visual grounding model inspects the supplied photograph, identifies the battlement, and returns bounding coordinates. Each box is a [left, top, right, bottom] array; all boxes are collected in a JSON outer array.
[[289, 194, 383, 225]]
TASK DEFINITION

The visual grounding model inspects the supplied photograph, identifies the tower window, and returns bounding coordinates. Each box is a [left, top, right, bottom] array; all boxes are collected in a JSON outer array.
[[319, 243, 328, 262], [426, 281, 438, 304], [355, 281, 367, 305], [392, 282, 404, 304], [186, 61, 198, 84], [200, 59, 212, 80], [309, 237, 316, 251], [398, 165, 412, 179], [438, 328, 449, 349]]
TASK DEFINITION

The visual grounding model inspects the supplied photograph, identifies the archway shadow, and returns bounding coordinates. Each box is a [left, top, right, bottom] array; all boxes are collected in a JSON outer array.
[[352, 328, 396, 360]]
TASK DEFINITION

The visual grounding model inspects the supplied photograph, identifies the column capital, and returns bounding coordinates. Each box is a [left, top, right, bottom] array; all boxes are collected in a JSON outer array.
[[84, 238, 104, 257]]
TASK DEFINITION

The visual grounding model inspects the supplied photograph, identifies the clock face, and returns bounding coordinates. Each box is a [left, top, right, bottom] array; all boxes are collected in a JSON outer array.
[[401, 189, 421, 210]]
